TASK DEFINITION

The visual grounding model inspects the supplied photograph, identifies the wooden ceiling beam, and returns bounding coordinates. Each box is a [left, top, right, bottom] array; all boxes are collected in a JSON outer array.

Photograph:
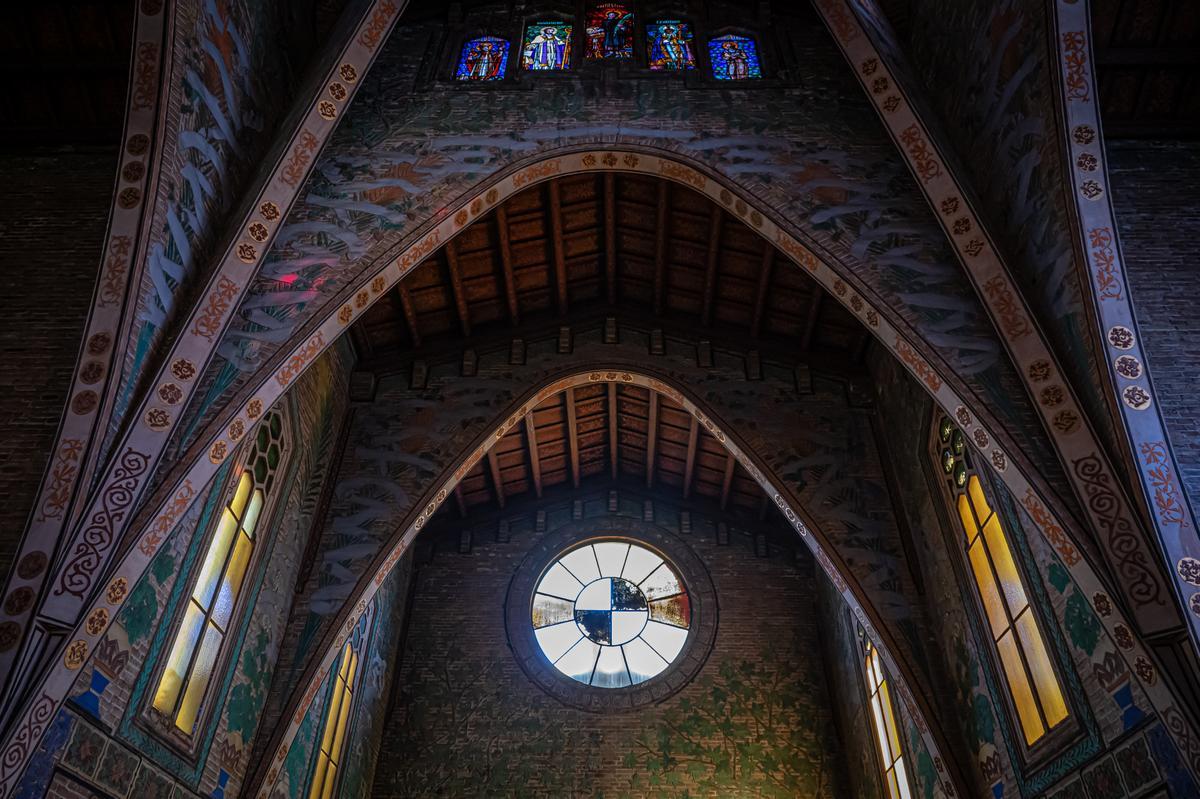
[[701, 205, 723, 327], [604, 173, 617, 305], [682, 415, 699, 499], [608, 382, 619, 479], [720, 452, 736, 510], [454, 484, 468, 517], [549, 181, 569, 316], [645, 391, 659, 489], [750, 246, 775, 339], [800, 290, 823, 352], [525, 413, 543, 498], [564, 388, 581, 488], [486, 447, 505, 508], [495, 205, 520, 326], [395, 283, 421, 347], [652, 181, 669, 316], [444, 240, 472, 337]]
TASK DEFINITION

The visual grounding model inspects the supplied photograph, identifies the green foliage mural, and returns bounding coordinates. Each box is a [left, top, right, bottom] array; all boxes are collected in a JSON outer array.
[[620, 644, 836, 797], [381, 635, 842, 798]]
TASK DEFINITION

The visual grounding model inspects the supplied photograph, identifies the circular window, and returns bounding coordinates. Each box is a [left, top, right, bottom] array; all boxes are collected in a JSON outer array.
[[532, 541, 691, 687], [506, 520, 716, 711]]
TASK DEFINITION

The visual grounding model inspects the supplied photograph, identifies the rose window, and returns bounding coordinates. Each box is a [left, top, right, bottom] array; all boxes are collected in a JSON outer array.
[[531, 540, 691, 687]]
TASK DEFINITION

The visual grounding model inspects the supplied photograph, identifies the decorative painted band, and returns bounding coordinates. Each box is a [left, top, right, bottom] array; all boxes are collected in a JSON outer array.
[[1051, 0, 1200, 678], [2, 150, 1195, 795], [247, 371, 967, 799], [28, 0, 403, 638], [813, 0, 1177, 641], [0, 0, 171, 706]]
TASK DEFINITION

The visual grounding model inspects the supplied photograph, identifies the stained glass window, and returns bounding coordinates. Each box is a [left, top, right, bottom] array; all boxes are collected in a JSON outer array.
[[646, 20, 695, 71], [455, 36, 510, 81], [522, 21, 573, 71], [309, 622, 364, 799], [862, 635, 914, 799], [935, 418, 1068, 746], [532, 541, 690, 687], [152, 410, 287, 735], [585, 3, 634, 60], [708, 34, 762, 80]]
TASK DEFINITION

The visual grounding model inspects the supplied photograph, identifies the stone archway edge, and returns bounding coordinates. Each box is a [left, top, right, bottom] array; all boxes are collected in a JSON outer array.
[[1050, 0, 1200, 667], [813, 0, 1184, 645], [0, 0, 407, 717], [2, 149, 1197, 795], [0, 0, 171, 698], [246, 369, 971, 799]]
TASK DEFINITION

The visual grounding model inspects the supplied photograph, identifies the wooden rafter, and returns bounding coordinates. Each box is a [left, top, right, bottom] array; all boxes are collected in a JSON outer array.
[[645, 391, 659, 489], [454, 484, 468, 517], [682, 415, 699, 499], [495, 205, 520, 325], [701, 205, 723, 326], [750, 246, 775, 338], [396, 283, 421, 347], [486, 447, 505, 508], [604, 172, 617, 305], [652, 181, 669, 316], [720, 452, 736, 510], [800, 290, 823, 351], [444, 240, 471, 337], [549, 180, 569, 316], [564, 387, 580, 487], [525, 412, 543, 498], [608, 382, 619, 478]]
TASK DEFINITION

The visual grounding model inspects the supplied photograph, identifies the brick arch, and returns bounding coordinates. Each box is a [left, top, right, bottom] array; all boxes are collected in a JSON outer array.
[[245, 366, 969, 799], [3, 146, 1197, 795]]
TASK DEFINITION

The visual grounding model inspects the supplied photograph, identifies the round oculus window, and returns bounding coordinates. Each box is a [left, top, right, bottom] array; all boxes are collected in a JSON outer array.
[[531, 540, 691, 688]]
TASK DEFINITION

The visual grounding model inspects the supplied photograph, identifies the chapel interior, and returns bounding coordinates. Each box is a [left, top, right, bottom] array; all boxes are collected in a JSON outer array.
[[0, 1, 1198, 798]]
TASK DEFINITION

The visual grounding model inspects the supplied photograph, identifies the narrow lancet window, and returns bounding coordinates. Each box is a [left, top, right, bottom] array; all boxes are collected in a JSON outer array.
[[862, 635, 913, 799]]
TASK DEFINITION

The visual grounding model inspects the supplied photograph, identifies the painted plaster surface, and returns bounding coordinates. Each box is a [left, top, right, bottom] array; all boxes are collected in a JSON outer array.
[[902, 0, 1119, 469], [107, 0, 295, 456], [178, 12, 1071, 517]]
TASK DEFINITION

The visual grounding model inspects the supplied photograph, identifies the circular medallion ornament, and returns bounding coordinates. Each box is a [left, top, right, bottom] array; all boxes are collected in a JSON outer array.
[[17, 551, 47, 580], [1108, 326, 1135, 350], [507, 521, 716, 710], [126, 134, 150, 155], [171, 358, 196, 381], [87, 332, 112, 355], [1122, 385, 1151, 411], [106, 577, 128, 605], [3, 587, 34, 616], [1178, 557, 1200, 587], [1114, 355, 1142, 380], [85, 608, 109, 636], [71, 391, 98, 415], [1190, 593, 1200, 618], [64, 639, 88, 669], [0, 622, 20, 652]]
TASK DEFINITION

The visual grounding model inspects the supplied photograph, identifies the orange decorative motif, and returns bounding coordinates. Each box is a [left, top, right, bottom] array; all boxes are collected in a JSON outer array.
[[140, 479, 196, 556], [657, 160, 706, 189], [358, 0, 398, 50], [1022, 490, 1080, 565], [98, 235, 132, 308], [191, 276, 240, 341], [35, 438, 82, 523], [893, 336, 941, 392], [899, 124, 942, 183], [1141, 441, 1189, 529], [982, 276, 1032, 339], [282, 129, 320, 187], [276, 332, 327, 388]]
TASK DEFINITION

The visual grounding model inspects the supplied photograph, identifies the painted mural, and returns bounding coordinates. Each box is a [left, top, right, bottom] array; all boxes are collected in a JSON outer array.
[[899, 0, 1119, 473], [162, 11, 1075, 522], [371, 499, 847, 798], [106, 0, 293, 457]]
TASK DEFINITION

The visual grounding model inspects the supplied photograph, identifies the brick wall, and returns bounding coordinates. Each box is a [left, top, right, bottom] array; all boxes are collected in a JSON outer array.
[[0, 148, 115, 579], [371, 487, 851, 797], [1108, 139, 1200, 518]]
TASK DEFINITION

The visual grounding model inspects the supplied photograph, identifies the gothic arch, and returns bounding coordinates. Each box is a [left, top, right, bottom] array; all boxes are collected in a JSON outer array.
[[244, 365, 969, 799], [3, 148, 1198, 794]]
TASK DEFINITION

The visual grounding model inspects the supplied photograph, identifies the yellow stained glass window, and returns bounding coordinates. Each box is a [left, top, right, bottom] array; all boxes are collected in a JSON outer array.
[[309, 642, 360, 799], [934, 419, 1068, 747], [152, 411, 287, 736], [862, 638, 913, 799]]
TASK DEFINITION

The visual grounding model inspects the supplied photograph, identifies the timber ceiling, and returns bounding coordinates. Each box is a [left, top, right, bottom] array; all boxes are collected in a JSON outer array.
[[351, 172, 869, 518]]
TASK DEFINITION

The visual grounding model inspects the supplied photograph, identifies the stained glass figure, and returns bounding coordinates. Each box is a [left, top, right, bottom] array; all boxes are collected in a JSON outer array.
[[455, 36, 510, 81], [646, 20, 695, 71], [708, 34, 762, 80], [522, 21, 573, 71], [532, 541, 690, 687], [585, 3, 634, 60]]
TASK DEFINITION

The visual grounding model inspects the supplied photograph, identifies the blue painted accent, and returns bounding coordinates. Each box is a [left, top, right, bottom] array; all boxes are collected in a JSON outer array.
[[1148, 722, 1199, 798], [13, 710, 73, 799], [211, 768, 230, 799], [71, 669, 110, 721], [1112, 682, 1146, 730], [991, 781, 1004, 799]]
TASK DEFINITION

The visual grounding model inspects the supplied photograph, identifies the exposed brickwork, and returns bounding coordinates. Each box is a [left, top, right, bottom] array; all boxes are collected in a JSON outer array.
[[1108, 139, 1200, 520], [0, 148, 114, 579]]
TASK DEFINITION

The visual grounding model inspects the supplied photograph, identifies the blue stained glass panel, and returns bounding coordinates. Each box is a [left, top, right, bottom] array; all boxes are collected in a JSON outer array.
[[522, 21, 573, 71], [708, 34, 762, 80], [455, 36, 510, 81], [646, 20, 696, 71]]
